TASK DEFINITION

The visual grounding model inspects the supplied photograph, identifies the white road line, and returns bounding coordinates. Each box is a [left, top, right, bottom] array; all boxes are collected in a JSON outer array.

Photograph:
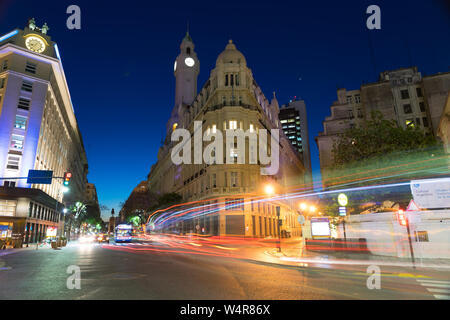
[[433, 294, 450, 300], [427, 288, 450, 294], [419, 283, 450, 288], [417, 279, 450, 284]]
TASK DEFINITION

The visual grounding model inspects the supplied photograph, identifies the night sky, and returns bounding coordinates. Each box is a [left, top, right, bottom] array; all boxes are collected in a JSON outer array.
[[1, 0, 449, 220]]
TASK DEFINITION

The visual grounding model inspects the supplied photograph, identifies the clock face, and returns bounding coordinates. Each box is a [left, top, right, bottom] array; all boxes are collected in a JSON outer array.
[[174, 60, 177, 72], [25, 36, 46, 53], [184, 57, 195, 67]]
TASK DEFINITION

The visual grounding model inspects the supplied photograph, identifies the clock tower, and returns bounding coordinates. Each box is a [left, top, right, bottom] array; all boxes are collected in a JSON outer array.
[[174, 31, 199, 107]]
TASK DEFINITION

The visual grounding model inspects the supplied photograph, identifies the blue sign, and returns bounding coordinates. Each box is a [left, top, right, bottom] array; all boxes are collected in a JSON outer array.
[[27, 170, 53, 184], [339, 206, 347, 216]]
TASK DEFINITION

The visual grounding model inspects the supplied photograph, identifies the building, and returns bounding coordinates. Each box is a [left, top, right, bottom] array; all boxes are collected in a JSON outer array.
[[279, 99, 312, 183], [0, 19, 88, 246], [316, 67, 450, 171], [119, 181, 153, 221], [147, 33, 307, 237], [85, 183, 99, 205], [438, 92, 450, 157]]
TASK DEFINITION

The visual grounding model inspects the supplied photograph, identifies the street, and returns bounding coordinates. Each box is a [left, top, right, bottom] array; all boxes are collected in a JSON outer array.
[[1, 236, 448, 300]]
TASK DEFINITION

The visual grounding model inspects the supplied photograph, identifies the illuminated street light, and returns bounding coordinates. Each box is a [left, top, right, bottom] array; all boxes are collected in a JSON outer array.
[[62, 186, 69, 193], [63, 208, 68, 213], [264, 184, 275, 196], [309, 205, 317, 213], [300, 203, 307, 211]]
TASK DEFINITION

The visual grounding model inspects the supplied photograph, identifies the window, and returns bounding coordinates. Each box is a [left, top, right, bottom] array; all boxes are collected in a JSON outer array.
[[400, 89, 409, 99], [2, 60, 8, 70], [346, 96, 352, 104], [405, 119, 414, 128], [10, 134, 24, 149], [225, 74, 228, 86], [235, 74, 240, 86], [416, 87, 423, 97], [222, 96, 226, 105], [211, 173, 216, 188], [355, 94, 361, 103], [186, 47, 190, 55], [21, 80, 33, 92], [419, 102, 425, 112], [18, 98, 31, 110], [229, 120, 237, 129], [6, 155, 20, 170], [14, 115, 27, 129], [230, 74, 234, 86], [249, 123, 255, 132], [212, 124, 217, 133], [422, 117, 428, 127], [25, 62, 37, 74], [3, 181, 16, 188], [225, 198, 244, 211], [0, 77, 5, 88], [231, 172, 238, 187], [403, 104, 412, 114], [0, 200, 16, 216]]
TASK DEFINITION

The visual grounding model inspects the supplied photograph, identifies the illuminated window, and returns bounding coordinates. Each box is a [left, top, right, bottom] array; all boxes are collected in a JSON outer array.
[[212, 124, 217, 133], [229, 120, 237, 129], [14, 115, 27, 129], [249, 123, 254, 132], [10, 134, 24, 150]]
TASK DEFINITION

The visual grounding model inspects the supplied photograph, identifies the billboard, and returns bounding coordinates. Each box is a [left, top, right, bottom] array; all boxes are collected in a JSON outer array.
[[410, 177, 450, 209], [311, 217, 331, 238]]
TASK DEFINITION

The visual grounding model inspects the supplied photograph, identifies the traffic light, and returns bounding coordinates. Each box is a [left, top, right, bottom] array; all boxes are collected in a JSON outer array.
[[397, 209, 407, 226], [63, 172, 72, 186]]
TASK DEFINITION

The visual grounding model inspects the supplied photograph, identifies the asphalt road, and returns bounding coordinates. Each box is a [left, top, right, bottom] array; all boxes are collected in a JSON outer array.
[[0, 238, 448, 300]]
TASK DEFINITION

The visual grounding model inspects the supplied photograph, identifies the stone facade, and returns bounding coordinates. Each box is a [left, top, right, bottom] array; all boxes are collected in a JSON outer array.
[[316, 67, 450, 171], [147, 34, 307, 237]]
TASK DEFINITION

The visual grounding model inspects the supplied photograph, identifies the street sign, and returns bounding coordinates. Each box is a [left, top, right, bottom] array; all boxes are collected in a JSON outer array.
[[339, 206, 347, 216], [406, 199, 420, 211], [338, 193, 348, 206], [27, 170, 53, 184]]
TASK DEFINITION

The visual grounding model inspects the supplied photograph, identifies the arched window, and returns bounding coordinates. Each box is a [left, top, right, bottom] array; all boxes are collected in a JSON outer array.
[[225, 74, 228, 86]]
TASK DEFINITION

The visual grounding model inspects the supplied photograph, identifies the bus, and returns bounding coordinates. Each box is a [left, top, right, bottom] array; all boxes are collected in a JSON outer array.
[[114, 224, 133, 243]]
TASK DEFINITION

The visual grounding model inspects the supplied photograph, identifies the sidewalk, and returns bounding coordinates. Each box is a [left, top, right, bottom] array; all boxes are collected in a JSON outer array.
[[264, 239, 450, 270]]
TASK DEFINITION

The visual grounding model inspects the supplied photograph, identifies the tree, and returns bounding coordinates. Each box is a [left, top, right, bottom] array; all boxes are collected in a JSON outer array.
[[332, 111, 436, 166]]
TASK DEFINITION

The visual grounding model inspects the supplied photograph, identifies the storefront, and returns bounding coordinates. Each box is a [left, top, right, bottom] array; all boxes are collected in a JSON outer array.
[[0, 186, 63, 248]]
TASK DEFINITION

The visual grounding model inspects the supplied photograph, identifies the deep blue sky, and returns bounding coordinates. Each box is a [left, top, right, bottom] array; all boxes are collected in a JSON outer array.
[[1, 0, 449, 219]]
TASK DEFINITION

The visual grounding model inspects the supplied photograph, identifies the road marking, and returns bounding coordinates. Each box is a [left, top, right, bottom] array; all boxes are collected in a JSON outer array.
[[433, 294, 450, 300], [427, 288, 450, 294], [417, 279, 450, 300]]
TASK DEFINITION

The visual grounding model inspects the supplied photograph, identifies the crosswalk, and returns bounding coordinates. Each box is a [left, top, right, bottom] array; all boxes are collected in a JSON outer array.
[[417, 279, 450, 300]]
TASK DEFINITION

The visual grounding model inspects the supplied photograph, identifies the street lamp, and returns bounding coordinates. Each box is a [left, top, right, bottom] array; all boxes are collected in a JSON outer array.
[[264, 184, 275, 196]]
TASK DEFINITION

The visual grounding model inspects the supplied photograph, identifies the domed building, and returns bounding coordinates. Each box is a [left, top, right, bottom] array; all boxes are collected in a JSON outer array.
[[147, 33, 307, 237]]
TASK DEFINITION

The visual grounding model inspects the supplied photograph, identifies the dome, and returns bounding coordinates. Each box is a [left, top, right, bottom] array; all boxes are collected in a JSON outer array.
[[215, 40, 247, 66]]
